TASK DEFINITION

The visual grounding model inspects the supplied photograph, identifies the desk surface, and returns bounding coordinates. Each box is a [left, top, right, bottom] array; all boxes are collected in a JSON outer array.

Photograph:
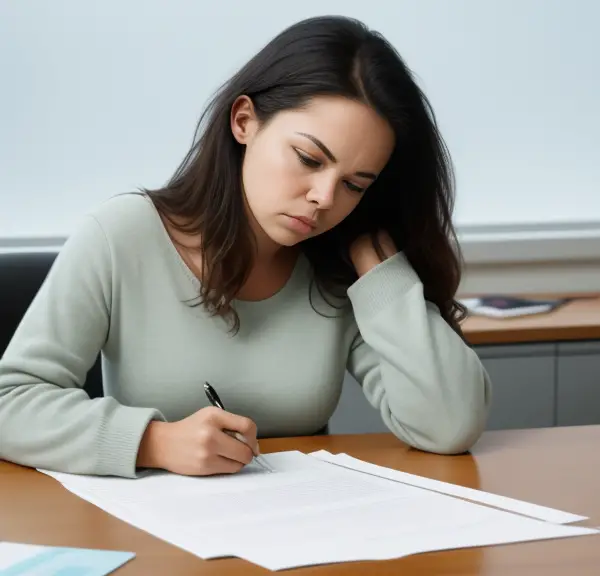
[[1, 426, 600, 575], [461, 294, 600, 345]]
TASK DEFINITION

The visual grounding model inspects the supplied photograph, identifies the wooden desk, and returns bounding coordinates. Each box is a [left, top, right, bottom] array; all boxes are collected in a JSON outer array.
[[461, 294, 600, 345], [1, 427, 599, 575]]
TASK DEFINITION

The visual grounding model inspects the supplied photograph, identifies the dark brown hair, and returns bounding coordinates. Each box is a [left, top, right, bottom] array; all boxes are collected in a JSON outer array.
[[146, 15, 466, 335]]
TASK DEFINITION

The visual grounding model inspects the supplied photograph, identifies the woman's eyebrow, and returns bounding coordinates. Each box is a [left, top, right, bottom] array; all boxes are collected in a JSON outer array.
[[295, 132, 337, 162], [295, 132, 377, 180]]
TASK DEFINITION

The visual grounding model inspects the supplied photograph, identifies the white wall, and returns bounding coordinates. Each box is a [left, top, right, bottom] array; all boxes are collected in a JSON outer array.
[[1, 0, 599, 241]]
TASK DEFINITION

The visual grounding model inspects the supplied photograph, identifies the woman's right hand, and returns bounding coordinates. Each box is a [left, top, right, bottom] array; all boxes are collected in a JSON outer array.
[[136, 407, 259, 476]]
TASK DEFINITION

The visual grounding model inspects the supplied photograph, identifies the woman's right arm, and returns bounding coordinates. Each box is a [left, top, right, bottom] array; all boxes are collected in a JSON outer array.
[[0, 216, 164, 478]]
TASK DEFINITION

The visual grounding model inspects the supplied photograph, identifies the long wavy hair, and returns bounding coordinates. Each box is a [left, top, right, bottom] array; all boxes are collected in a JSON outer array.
[[146, 15, 466, 335]]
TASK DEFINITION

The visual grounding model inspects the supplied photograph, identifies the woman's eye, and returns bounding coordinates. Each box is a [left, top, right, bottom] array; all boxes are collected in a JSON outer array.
[[344, 181, 365, 193], [294, 148, 364, 193], [295, 149, 321, 169]]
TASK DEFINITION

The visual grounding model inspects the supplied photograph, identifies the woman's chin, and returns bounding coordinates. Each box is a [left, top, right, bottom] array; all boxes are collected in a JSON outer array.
[[267, 232, 303, 247], [263, 223, 312, 247]]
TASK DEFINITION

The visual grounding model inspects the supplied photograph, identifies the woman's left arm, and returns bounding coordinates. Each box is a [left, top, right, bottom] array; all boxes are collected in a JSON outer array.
[[346, 234, 492, 455]]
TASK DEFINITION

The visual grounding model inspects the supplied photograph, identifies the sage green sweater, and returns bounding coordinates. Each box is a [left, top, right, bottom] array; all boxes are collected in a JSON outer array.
[[0, 195, 491, 478]]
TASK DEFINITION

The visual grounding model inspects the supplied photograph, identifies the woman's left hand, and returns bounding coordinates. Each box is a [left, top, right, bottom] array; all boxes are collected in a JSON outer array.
[[349, 231, 398, 277]]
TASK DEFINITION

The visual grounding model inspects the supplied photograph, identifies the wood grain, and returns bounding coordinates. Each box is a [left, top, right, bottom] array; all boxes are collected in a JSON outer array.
[[460, 293, 600, 345], [1, 426, 599, 575]]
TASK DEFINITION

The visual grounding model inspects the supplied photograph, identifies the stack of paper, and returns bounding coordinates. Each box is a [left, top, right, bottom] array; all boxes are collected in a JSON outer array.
[[309, 450, 587, 524], [0, 542, 134, 575], [39, 450, 598, 571]]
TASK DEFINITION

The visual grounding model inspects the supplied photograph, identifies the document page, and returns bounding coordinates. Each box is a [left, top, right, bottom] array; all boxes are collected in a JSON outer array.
[[39, 450, 599, 571], [235, 495, 598, 571], [308, 451, 587, 524], [42, 451, 422, 528], [40, 451, 426, 556], [239, 510, 598, 571]]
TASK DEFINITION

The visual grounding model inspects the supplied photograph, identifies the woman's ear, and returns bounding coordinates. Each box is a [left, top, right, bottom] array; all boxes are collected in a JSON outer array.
[[230, 95, 259, 144]]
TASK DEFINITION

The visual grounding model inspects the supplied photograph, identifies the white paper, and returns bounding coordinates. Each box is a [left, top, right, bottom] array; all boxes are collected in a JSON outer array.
[[40, 451, 426, 558], [309, 451, 587, 524], [192, 473, 599, 568], [195, 486, 496, 559], [239, 512, 598, 571], [42, 452, 420, 527], [38, 450, 598, 571]]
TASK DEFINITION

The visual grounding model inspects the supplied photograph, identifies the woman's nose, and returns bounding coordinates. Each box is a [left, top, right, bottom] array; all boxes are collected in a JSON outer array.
[[305, 175, 336, 209]]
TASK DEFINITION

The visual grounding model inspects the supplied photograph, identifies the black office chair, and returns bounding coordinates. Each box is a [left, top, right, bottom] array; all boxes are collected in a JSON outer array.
[[0, 251, 104, 398]]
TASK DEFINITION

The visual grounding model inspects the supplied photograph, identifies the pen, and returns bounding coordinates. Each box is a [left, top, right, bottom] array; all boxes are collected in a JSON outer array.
[[203, 382, 274, 473]]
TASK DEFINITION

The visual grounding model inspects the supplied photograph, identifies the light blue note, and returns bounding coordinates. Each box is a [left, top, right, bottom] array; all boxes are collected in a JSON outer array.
[[0, 542, 135, 576]]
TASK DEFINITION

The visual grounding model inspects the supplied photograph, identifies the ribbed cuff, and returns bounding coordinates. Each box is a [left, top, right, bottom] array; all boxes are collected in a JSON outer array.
[[96, 406, 165, 478], [347, 252, 421, 319]]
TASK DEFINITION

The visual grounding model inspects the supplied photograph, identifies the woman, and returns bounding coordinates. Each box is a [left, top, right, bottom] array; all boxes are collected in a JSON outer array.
[[0, 16, 491, 478]]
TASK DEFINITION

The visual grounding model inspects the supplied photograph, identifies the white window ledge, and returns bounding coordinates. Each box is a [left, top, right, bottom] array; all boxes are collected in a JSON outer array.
[[459, 221, 600, 265], [2, 221, 600, 265]]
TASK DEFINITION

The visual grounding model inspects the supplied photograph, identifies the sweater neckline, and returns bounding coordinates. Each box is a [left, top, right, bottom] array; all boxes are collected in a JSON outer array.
[[141, 194, 308, 308]]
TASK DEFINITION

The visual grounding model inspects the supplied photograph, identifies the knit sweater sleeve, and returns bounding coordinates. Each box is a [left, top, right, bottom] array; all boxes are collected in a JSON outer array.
[[346, 253, 492, 454], [0, 216, 164, 477]]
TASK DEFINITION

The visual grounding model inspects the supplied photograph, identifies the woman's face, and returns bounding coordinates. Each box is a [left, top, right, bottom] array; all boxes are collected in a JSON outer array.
[[231, 95, 395, 248]]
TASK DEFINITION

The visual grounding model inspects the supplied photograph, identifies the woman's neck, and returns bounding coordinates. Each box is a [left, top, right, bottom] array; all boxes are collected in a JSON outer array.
[[161, 212, 299, 301]]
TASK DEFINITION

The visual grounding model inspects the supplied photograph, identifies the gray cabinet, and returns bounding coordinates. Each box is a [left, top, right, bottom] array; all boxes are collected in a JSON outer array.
[[476, 344, 556, 430], [557, 342, 600, 426]]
